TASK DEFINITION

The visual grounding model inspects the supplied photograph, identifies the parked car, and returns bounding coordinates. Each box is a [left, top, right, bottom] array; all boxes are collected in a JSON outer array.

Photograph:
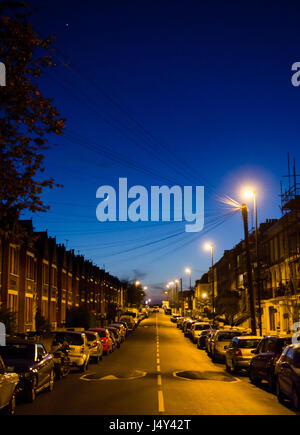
[[53, 331, 90, 372], [85, 331, 103, 363], [152, 306, 160, 313], [0, 355, 18, 414], [119, 315, 135, 331], [109, 323, 126, 342], [275, 343, 300, 410], [210, 329, 248, 362], [108, 327, 121, 348], [164, 308, 172, 315], [225, 336, 263, 373], [171, 314, 181, 323], [0, 339, 54, 402], [177, 317, 186, 329], [206, 330, 218, 356], [89, 328, 113, 354], [113, 321, 128, 336], [197, 329, 213, 349], [249, 335, 292, 390], [190, 322, 211, 343], [184, 319, 196, 337]]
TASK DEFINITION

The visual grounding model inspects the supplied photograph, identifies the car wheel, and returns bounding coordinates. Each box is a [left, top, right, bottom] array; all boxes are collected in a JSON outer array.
[[225, 361, 231, 373], [27, 378, 37, 402], [292, 385, 300, 411], [48, 370, 54, 392], [249, 366, 261, 385], [276, 378, 284, 404], [267, 373, 275, 392], [232, 360, 239, 374], [80, 362, 87, 373], [4, 392, 16, 415]]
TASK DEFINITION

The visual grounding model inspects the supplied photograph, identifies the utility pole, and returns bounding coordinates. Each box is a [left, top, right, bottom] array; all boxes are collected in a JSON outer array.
[[180, 278, 184, 315], [241, 204, 257, 335]]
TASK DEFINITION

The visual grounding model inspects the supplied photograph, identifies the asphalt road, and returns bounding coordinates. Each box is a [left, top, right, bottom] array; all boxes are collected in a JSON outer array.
[[16, 312, 298, 415]]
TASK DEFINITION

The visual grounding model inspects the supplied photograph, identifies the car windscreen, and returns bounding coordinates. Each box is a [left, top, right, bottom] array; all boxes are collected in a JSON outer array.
[[0, 343, 35, 360], [194, 324, 210, 330], [218, 332, 241, 341], [85, 333, 97, 342], [293, 348, 300, 368], [237, 339, 261, 348], [55, 333, 84, 345]]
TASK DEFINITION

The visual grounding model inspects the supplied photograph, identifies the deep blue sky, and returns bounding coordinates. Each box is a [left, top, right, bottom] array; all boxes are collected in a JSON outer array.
[[24, 0, 300, 301]]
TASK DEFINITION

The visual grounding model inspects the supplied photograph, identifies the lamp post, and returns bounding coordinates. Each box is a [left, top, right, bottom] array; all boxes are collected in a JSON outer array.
[[244, 189, 262, 335], [241, 204, 257, 335], [204, 243, 215, 328]]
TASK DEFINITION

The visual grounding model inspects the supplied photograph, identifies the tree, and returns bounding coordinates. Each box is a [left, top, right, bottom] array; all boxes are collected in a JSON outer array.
[[66, 306, 96, 330], [122, 280, 145, 306], [0, 307, 17, 334], [215, 290, 241, 326], [0, 1, 65, 239]]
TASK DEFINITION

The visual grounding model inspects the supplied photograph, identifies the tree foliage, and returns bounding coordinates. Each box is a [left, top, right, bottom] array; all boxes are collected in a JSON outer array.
[[0, 1, 66, 238], [215, 290, 241, 326], [122, 280, 145, 307]]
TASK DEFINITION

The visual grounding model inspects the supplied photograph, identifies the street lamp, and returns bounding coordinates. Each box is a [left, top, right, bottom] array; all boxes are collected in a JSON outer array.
[[143, 286, 148, 290], [204, 242, 215, 327], [243, 189, 261, 335], [135, 280, 140, 286]]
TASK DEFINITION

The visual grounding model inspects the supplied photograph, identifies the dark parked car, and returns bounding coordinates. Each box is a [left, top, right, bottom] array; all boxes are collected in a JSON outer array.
[[275, 344, 300, 410], [0, 355, 18, 415], [249, 335, 292, 391], [0, 339, 55, 402], [197, 329, 213, 349], [108, 327, 121, 348]]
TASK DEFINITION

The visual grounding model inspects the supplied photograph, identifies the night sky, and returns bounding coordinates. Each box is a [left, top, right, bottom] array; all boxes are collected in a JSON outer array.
[[23, 0, 300, 301]]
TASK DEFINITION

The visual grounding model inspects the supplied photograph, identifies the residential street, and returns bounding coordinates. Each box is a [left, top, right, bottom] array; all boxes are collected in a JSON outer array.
[[15, 312, 297, 415]]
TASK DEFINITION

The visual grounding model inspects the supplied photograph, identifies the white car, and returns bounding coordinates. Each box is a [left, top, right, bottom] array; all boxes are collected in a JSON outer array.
[[53, 331, 90, 372], [85, 331, 103, 363], [190, 322, 211, 343], [0, 355, 18, 414]]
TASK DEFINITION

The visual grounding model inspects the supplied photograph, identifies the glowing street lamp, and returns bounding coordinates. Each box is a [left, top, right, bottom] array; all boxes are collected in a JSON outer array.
[[135, 280, 140, 286], [243, 188, 261, 335]]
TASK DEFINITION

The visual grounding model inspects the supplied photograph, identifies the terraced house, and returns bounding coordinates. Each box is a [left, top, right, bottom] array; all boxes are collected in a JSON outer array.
[[0, 220, 125, 333]]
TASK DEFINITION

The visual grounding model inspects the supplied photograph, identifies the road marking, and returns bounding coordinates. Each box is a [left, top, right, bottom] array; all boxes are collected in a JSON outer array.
[[158, 390, 165, 413], [157, 365, 161, 371], [80, 370, 147, 381], [157, 358, 160, 364], [157, 375, 162, 386]]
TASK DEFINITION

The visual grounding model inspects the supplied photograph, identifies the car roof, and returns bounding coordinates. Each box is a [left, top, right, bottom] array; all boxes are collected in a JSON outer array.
[[234, 336, 263, 340]]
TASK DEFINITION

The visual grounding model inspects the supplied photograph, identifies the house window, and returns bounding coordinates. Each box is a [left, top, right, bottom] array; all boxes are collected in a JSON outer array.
[[9, 247, 19, 275], [25, 297, 33, 323], [42, 263, 49, 285], [26, 255, 35, 280], [8, 292, 18, 314], [41, 299, 48, 318]]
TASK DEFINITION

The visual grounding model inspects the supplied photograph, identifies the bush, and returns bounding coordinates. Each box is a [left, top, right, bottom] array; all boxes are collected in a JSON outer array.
[[0, 307, 17, 334], [66, 306, 96, 330]]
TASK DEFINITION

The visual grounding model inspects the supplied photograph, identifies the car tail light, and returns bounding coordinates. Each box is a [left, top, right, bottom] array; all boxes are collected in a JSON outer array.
[[235, 349, 242, 357]]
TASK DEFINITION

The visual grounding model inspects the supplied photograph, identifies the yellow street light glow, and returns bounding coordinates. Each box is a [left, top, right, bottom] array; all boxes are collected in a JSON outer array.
[[174, 279, 179, 284], [202, 292, 208, 298], [135, 280, 140, 286], [185, 267, 191, 274], [242, 188, 256, 199], [204, 242, 213, 251], [169, 281, 174, 286], [143, 286, 148, 290]]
